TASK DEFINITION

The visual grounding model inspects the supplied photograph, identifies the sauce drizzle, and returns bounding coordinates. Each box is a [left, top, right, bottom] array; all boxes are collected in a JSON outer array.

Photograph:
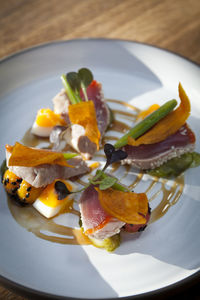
[[6, 98, 185, 245]]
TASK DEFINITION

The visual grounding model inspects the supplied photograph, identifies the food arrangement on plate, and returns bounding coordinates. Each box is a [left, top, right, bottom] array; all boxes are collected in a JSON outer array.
[[1, 68, 200, 251]]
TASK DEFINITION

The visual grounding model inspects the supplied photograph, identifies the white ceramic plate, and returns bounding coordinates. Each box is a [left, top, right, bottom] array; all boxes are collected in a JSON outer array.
[[0, 39, 200, 299]]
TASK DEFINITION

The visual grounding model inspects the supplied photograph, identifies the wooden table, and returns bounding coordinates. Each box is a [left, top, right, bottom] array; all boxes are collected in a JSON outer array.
[[0, 0, 199, 299]]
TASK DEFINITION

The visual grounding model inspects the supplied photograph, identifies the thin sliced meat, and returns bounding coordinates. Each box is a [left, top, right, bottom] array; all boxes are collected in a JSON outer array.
[[6, 150, 89, 187], [80, 185, 125, 240], [122, 124, 196, 170]]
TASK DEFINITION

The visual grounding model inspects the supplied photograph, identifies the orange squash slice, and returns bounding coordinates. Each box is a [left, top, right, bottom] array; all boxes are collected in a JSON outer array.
[[95, 187, 148, 224], [128, 83, 190, 146], [6, 142, 72, 167], [68, 101, 101, 149]]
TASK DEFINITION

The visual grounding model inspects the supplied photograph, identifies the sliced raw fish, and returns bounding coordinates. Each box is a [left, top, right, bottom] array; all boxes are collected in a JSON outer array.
[[122, 124, 195, 170], [80, 185, 125, 240]]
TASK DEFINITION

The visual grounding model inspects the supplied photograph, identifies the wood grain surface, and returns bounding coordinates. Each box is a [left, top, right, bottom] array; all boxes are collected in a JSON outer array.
[[0, 0, 200, 299]]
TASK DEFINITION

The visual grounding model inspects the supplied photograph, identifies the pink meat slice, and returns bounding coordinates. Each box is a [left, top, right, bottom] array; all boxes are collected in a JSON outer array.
[[122, 124, 196, 170], [79, 185, 125, 240], [80, 80, 110, 136]]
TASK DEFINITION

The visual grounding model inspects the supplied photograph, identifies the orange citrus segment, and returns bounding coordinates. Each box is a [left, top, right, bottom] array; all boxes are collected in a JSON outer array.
[[35, 108, 66, 127], [95, 187, 148, 224], [6, 142, 73, 167], [128, 83, 190, 146], [68, 101, 101, 149]]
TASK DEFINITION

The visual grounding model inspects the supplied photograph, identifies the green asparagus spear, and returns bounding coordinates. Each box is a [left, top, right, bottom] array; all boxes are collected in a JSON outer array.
[[114, 99, 177, 149]]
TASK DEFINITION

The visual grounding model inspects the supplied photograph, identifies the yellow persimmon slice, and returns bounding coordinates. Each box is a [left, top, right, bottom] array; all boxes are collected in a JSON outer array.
[[137, 104, 160, 121], [68, 101, 101, 149], [35, 108, 66, 127], [95, 187, 148, 224], [6, 142, 72, 167], [128, 83, 190, 146]]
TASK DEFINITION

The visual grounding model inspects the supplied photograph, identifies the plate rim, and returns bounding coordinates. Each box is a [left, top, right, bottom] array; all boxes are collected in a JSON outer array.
[[0, 37, 199, 68], [0, 38, 199, 299]]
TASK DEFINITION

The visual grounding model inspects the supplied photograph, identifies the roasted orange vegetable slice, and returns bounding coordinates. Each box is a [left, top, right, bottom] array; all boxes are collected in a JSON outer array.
[[68, 101, 100, 149], [6, 142, 72, 167], [95, 187, 148, 224], [128, 83, 190, 146]]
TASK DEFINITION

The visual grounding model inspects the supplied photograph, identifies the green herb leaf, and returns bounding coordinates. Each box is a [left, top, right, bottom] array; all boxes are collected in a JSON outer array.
[[91, 170, 130, 192], [146, 152, 194, 178], [99, 176, 118, 190], [114, 99, 177, 148], [78, 68, 93, 88], [78, 68, 93, 101]]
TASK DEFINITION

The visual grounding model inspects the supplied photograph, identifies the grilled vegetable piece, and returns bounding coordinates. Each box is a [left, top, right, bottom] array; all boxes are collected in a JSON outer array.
[[123, 206, 151, 232], [147, 152, 200, 178], [2, 170, 22, 194], [96, 187, 148, 224], [17, 180, 44, 204], [88, 233, 121, 252], [2, 170, 43, 204]]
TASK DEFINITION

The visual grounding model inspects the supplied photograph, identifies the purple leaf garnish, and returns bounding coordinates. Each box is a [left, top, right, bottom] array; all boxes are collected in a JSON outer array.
[[104, 143, 128, 166]]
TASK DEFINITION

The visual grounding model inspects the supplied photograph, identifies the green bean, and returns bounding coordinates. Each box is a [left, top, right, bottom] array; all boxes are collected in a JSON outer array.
[[114, 99, 177, 148]]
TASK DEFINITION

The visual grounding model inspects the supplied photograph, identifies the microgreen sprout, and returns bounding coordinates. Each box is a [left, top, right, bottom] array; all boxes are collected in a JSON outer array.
[[64, 143, 129, 195], [89, 143, 128, 191], [78, 68, 93, 101], [61, 68, 93, 104]]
